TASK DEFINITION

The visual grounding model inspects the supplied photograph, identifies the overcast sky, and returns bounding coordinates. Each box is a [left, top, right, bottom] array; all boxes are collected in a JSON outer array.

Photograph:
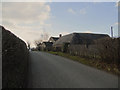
[[1, 1, 119, 47]]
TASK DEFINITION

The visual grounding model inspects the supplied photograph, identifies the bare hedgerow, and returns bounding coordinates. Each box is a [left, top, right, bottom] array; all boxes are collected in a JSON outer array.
[[95, 37, 119, 64]]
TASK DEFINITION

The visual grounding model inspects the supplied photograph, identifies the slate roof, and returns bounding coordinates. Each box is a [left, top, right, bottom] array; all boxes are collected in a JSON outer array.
[[53, 33, 109, 46], [50, 37, 59, 41]]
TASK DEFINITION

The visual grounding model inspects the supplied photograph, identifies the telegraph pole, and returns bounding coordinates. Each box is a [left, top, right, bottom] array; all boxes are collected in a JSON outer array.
[[111, 26, 113, 38]]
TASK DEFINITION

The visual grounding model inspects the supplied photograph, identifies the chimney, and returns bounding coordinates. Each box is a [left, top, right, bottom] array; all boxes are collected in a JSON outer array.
[[59, 34, 62, 37], [111, 26, 113, 38]]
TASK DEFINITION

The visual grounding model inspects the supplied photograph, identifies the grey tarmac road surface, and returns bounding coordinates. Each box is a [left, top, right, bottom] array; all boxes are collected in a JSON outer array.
[[28, 51, 118, 88]]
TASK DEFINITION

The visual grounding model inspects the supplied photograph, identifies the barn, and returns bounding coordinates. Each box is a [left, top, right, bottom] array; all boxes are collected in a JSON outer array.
[[53, 32, 109, 51]]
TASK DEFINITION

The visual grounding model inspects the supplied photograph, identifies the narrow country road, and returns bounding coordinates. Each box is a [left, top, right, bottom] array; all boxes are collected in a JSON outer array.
[[28, 51, 118, 88]]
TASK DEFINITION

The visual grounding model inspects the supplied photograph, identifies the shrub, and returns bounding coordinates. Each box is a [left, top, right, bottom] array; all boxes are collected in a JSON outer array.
[[95, 37, 119, 64], [2, 26, 29, 88], [62, 43, 70, 53]]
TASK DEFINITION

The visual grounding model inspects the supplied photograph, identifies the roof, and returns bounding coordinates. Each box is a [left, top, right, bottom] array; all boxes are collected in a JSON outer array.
[[42, 42, 53, 46], [50, 37, 59, 41], [53, 33, 109, 46]]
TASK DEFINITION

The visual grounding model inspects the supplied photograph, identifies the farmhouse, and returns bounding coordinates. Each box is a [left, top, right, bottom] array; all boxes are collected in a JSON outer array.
[[53, 32, 109, 48], [41, 42, 53, 51], [48, 37, 59, 43]]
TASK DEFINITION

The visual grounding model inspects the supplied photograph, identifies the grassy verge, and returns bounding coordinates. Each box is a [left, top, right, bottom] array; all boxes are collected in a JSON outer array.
[[48, 51, 120, 76]]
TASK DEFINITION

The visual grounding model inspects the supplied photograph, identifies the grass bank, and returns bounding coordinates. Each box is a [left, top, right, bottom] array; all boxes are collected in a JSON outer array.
[[48, 51, 120, 76]]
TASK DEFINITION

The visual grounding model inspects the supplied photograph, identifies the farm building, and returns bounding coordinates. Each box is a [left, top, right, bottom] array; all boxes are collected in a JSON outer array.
[[53, 32, 109, 49], [41, 42, 53, 51], [48, 37, 59, 43]]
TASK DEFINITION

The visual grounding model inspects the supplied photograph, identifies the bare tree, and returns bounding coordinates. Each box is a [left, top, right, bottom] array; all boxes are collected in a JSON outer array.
[[34, 39, 42, 47], [34, 39, 43, 51], [34, 32, 49, 51], [43, 32, 49, 40], [40, 32, 49, 41]]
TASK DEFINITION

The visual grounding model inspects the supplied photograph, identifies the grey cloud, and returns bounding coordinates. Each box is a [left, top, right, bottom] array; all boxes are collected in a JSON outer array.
[[2, 2, 51, 47]]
